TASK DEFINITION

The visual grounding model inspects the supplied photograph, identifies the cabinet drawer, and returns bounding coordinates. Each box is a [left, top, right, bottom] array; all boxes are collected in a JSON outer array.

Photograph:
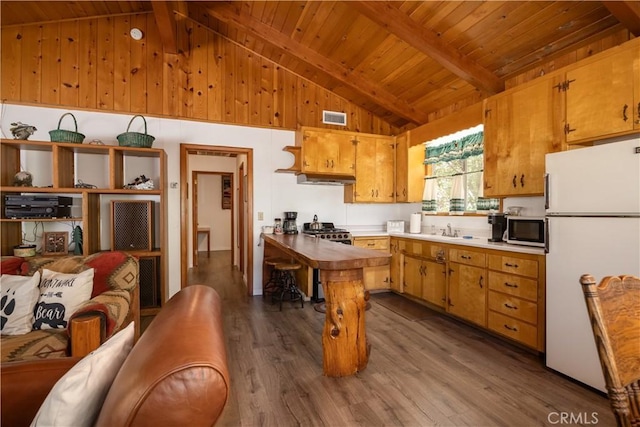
[[488, 271, 538, 302], [488, 255, 538, 278], [449, 248, 486, 267], [424, 243, 446, 261], [488, 311, 538, 349], [353, 237, 389, 251], [488, 291, 537, 324]]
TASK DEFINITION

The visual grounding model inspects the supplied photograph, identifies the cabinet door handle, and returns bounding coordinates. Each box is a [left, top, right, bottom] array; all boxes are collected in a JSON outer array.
[[367, 243, 375, 247], [623, 104, 629, 122], [520, 174, 525, 187], [448, 298, 454, 307], [637, 102, 640, 124], [564, 123, 576, 134], [479, 275, 484, 288], [375, 190, 379, 197], [504, 282, 518, 288], [504, 303, 518, 310], [512, 175, 517, 188], [331, 160, 334, 168], [505, 262, 519, 268], [461, 255, 471, 260], [325, 160, 330, 167], [504, 324, 518, 332], [371, 189, 375, 197]]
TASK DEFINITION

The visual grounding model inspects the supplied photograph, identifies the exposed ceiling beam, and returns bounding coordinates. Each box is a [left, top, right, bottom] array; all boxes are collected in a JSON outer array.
[[151, 1, 179, 54], [603, 1, 640, 36], [203, 2, 429, 125], [348, 1, 504, 95]]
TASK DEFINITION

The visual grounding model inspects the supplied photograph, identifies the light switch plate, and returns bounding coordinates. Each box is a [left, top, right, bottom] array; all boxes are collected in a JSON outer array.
[[258, 212, 264, 220]]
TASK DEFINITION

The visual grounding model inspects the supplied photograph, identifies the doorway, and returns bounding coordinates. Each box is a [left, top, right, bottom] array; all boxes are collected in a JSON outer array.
[[180, 144, 253, 296], [191, 171, 234, 267]]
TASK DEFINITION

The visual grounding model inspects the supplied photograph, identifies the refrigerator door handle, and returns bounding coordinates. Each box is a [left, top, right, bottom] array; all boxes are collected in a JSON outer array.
[[545, 218, 550, 253], [544, 173, 550, 210]]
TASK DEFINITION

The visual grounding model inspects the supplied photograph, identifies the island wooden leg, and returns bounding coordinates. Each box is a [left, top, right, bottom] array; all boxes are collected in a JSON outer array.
[[320, 268, 369, 377]]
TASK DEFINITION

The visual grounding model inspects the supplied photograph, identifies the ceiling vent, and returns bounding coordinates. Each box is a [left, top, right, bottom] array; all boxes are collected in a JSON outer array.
[[322, 110, 347, 126]]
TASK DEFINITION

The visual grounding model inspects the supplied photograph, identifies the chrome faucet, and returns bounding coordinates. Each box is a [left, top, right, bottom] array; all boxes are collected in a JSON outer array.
[[441, 223, 458, 237]]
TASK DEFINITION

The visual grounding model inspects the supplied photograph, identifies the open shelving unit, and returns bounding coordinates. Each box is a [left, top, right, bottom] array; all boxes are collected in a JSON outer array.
[[1, 138, 167, 315]]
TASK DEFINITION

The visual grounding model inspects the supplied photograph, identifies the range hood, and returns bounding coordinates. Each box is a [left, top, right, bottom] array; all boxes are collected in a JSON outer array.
[[296, 172, 356, 185]]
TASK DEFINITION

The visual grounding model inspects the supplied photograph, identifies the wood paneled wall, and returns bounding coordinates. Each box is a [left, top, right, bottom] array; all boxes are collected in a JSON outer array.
[[1, 13, 399, 136]]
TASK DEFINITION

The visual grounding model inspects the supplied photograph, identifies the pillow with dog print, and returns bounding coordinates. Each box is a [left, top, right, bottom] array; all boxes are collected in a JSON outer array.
[[33, 268, 94, 330], [0, 272, 41, 335]]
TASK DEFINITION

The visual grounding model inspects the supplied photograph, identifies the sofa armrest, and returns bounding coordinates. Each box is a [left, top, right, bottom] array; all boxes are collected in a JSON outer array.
[[70, 315, 104, 357], [1, 358, 81, 427], [69, 288, 132, 339]]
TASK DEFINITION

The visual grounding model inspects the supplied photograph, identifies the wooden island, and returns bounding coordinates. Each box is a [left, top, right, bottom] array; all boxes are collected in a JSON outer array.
[[262, 233, 390, 377]]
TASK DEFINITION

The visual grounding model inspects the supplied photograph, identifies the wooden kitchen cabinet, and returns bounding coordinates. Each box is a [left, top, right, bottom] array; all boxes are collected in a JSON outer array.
[[483, 74, 565, 197], [389, 237, 404, 292], [401, 239, 447, 308], [565, 46, 639, 143], [353, 236, 391, 290], [345, 134, 395, 203], [486, 252, 544, 350], [297, 127, 356, 175], [395, 131, 425, 203], [448, 248, 487, 327]]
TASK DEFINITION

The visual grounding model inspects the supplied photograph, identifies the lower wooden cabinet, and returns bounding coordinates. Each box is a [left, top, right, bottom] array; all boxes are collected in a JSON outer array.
[[353, 236, 391, 290], [448, 262, 486, 327], [391, 236, 545, 351]]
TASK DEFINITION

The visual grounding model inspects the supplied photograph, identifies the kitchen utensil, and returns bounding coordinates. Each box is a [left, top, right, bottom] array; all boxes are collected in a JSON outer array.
[[310, 214, 322, 230]]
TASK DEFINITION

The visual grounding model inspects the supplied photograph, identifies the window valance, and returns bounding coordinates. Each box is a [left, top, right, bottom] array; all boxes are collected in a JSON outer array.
[[424, 131, 484, 165]]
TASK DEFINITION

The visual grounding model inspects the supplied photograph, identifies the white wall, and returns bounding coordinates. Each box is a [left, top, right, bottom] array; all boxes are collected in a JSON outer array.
[[1, 104, 423, 298]]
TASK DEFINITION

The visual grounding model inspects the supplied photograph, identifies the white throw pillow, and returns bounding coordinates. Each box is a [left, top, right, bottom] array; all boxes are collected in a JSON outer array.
[[0, 272, 41, 335], [31, 322, 135, 427], [33, 268, 94, 330]]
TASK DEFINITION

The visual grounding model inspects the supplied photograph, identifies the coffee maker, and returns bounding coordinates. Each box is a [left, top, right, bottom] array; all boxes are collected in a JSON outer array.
[[283, 211, 298, 234], [487, 212, 507, 242]]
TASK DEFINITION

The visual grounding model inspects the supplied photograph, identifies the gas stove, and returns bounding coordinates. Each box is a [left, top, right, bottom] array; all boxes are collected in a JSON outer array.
[[302, 222, 352, 243]]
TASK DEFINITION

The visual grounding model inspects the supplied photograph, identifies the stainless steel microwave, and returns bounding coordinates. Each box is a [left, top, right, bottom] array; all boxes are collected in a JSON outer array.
[[505, 216, 546, 248]]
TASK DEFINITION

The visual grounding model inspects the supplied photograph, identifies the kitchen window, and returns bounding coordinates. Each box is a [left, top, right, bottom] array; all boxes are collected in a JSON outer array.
[[423, 125, 498, 214]]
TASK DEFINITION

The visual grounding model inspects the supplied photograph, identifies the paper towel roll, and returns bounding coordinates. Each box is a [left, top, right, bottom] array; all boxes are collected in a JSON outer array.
[[410, 213, 422, 234]]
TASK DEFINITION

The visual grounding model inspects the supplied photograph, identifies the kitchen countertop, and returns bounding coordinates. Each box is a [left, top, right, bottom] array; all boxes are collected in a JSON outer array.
[[262, 233, 390, 270], [350, 230, 545, 255]]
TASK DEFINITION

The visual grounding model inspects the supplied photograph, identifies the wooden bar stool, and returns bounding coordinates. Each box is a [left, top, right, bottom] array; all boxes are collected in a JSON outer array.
[[272, 262, 304, 311], [263, 258, 288, 297]]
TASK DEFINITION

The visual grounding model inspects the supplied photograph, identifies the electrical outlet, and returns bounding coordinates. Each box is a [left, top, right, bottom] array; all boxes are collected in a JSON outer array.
[[258, 212, 264, 221]]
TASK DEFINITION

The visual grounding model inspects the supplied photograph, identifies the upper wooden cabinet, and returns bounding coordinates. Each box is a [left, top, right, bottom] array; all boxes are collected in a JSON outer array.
[[483, 75, 565, 197], [395, 132, 425, 203], [483, 38, 638, 197], [297, 127, 356, 175], [565, 47, 640, 143], [345, 134, 395, 203]]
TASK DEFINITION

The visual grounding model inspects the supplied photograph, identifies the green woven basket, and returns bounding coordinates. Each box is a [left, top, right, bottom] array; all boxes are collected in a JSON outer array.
[[117, 115, 155, 148], [49, 113, 85, 143]]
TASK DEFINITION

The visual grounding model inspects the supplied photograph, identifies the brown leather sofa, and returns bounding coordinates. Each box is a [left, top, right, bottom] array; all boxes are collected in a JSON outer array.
[[1, 285, 230, 427]]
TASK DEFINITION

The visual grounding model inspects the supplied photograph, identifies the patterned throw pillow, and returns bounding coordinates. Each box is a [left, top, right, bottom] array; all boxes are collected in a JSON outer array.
[[0, 272, 41, 335], [33, 269, 94, 330]]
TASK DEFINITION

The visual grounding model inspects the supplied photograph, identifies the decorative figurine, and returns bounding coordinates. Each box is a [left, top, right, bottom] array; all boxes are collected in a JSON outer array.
[[10, 122, 37, 140], [72, 226, 83, 255], [13, 171, 33, 187]]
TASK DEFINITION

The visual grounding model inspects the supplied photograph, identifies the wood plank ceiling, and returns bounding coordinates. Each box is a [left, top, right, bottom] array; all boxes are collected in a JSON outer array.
[[1, 1, 637, 128]]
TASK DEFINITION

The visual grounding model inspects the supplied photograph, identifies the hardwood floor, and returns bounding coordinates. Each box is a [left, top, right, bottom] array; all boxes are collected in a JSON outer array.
[[183, 251, 614, 427]]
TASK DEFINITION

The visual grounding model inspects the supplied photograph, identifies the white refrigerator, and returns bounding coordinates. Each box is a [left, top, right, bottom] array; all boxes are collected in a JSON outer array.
[[545, 136, 640, 392]]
